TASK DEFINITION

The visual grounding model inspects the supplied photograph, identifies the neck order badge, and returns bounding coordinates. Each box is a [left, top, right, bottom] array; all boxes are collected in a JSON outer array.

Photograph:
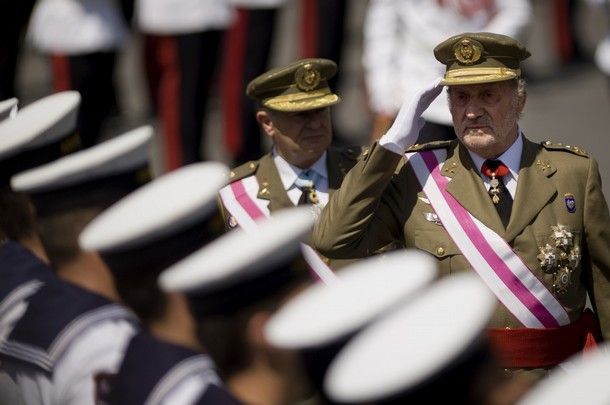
[[295, 169, 320, 205]]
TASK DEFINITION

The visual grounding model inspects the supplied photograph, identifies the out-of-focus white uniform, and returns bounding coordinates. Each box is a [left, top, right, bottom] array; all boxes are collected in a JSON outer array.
[[27, 0, 129, 54], [363, 0, 532, 126], [134, 0, 234, 169], [136, 0, 233, 34]]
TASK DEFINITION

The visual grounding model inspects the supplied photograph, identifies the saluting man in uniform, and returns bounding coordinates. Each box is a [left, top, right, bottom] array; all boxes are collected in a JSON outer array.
[[313, 32, 610, 376]]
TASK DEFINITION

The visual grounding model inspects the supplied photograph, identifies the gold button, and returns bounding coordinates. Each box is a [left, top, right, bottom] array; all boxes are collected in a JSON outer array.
[[436, 247, 445, 256], [249, 163, 255, 169], [229, 171, 235, 178]]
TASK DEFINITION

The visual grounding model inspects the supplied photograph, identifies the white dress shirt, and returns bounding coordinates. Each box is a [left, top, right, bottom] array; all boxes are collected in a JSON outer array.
[[272, 150, 329, 207]]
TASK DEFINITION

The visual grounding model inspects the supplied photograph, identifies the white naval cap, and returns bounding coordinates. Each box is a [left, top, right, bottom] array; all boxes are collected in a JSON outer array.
[[159, 207, 314, 316], [0, 91, 81, 185], [265, 250, 437, 350], [79, 162, 229, 275], [0, 98, 18, 122], [517, 344, 610, 405], [324, 273, 497, 404], [11, 126, 153, 214]]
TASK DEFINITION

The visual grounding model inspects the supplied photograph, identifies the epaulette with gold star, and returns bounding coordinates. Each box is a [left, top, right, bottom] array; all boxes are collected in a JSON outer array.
[[541, 141, 588, 158], [228, 160, 259, 183], [406, 140, 453, 152]]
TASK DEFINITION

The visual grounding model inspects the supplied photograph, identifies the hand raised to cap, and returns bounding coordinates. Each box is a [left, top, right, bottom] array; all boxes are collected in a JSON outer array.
[[379, 77, 444, 155]]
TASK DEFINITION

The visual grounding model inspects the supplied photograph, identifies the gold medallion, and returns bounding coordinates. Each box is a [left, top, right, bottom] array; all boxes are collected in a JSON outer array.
[[489, 176, 500, 204], [539, 224, 580, 296], [454, 39, 482, 65], [308, 189, 319, 205], [295, 63, 321, 91], [553, 267, 572, 295]]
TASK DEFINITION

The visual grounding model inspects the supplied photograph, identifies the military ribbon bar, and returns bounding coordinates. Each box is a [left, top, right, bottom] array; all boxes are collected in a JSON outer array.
[[406, 150, 569, 328]]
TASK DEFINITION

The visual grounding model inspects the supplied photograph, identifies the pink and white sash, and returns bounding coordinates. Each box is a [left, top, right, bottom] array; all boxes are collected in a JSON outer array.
[[219, 175, 338, 285], [406, 150, 569, 328]]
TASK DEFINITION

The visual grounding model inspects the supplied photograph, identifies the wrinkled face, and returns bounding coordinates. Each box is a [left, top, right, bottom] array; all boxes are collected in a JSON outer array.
[[448, 80, 525, 159], [257, 107, 332, 169]]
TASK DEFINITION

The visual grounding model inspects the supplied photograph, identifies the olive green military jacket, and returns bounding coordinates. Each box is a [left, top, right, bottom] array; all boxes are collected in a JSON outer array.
[[219, 147, 364, 268], [313, 137, 610, 337]]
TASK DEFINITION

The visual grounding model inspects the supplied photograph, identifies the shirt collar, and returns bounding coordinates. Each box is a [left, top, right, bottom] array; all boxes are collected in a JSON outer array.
[[468, 130, 523, 179], [272, 149, 328, 190]]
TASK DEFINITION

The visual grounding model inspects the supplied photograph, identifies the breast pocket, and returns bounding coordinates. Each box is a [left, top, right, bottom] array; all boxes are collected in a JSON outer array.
[[413, 228, 461, 260]]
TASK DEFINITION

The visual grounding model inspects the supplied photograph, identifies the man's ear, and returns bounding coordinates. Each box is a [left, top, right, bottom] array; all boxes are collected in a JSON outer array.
[[517, 91, 527, 113], [256, 110, 274, 138]]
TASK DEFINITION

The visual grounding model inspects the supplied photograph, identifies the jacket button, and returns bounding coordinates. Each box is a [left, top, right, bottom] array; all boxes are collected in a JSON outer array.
[[436, 247, 445, 256]]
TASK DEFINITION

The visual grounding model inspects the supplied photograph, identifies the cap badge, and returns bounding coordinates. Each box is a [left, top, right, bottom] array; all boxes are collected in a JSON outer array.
[[295, 63, 321, 91], [454, 39, 482, 65]]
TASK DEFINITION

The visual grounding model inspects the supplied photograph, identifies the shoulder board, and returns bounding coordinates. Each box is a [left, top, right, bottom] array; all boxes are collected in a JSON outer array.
[[340, 146, 366, 160], [406, 140, 452, 152], [540, 141, 589, 157], [228, 160, 259, 183]]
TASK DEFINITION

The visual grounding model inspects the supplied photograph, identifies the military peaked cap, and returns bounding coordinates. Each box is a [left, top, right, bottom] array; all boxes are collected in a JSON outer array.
[[434, 32, 531, 85], [246, 58, 341, 112]]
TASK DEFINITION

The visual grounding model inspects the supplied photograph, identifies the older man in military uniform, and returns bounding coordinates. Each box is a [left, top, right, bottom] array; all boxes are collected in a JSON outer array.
[[218, 58, 363, 273], [313, 32, 610, 375]]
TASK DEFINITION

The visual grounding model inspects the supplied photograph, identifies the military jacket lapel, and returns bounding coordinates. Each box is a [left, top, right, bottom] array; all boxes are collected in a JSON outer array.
[[256, 154, 294, 212], [443, 142, 506, 236], [505, 138, 557, 242]]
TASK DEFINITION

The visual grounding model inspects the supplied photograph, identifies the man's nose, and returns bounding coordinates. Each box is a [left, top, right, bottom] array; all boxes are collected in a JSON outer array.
[[465, 101, 484, 119]]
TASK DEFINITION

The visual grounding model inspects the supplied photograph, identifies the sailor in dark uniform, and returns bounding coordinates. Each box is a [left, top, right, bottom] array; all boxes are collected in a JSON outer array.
[[264, 250, 437, 404], [79, 162, 238, 403], [159, 208, 316, 405], [105, 332, 241, 405], [324, 273, 532, 404], [1, 123, 154, 404], [0, 91, 83, 344], [0, 91, 81, 262]]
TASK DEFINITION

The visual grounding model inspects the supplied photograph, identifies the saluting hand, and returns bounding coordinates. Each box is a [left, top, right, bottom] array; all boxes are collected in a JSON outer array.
[[379, 77, 444, 155]]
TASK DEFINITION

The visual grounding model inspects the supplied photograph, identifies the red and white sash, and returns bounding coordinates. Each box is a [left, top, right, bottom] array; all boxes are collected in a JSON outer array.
[[406, 149, 569, 328], [219, 175, 338, 285]]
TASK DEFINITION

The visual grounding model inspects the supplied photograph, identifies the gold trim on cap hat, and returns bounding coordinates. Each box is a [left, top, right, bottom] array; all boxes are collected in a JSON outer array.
[[441, 67, 520, 85], [454, 39, 482, 65], [295, 63, 321, 91], [263, 89, 340, 112]]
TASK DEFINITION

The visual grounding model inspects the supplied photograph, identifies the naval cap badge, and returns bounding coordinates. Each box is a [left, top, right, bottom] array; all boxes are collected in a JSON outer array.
[[454, 39, 482, 65], [295, 63, 321, 91]]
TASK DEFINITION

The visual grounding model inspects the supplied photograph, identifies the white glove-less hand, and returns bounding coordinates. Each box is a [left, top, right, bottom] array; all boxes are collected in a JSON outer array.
[[379, 77, 444, 155]]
